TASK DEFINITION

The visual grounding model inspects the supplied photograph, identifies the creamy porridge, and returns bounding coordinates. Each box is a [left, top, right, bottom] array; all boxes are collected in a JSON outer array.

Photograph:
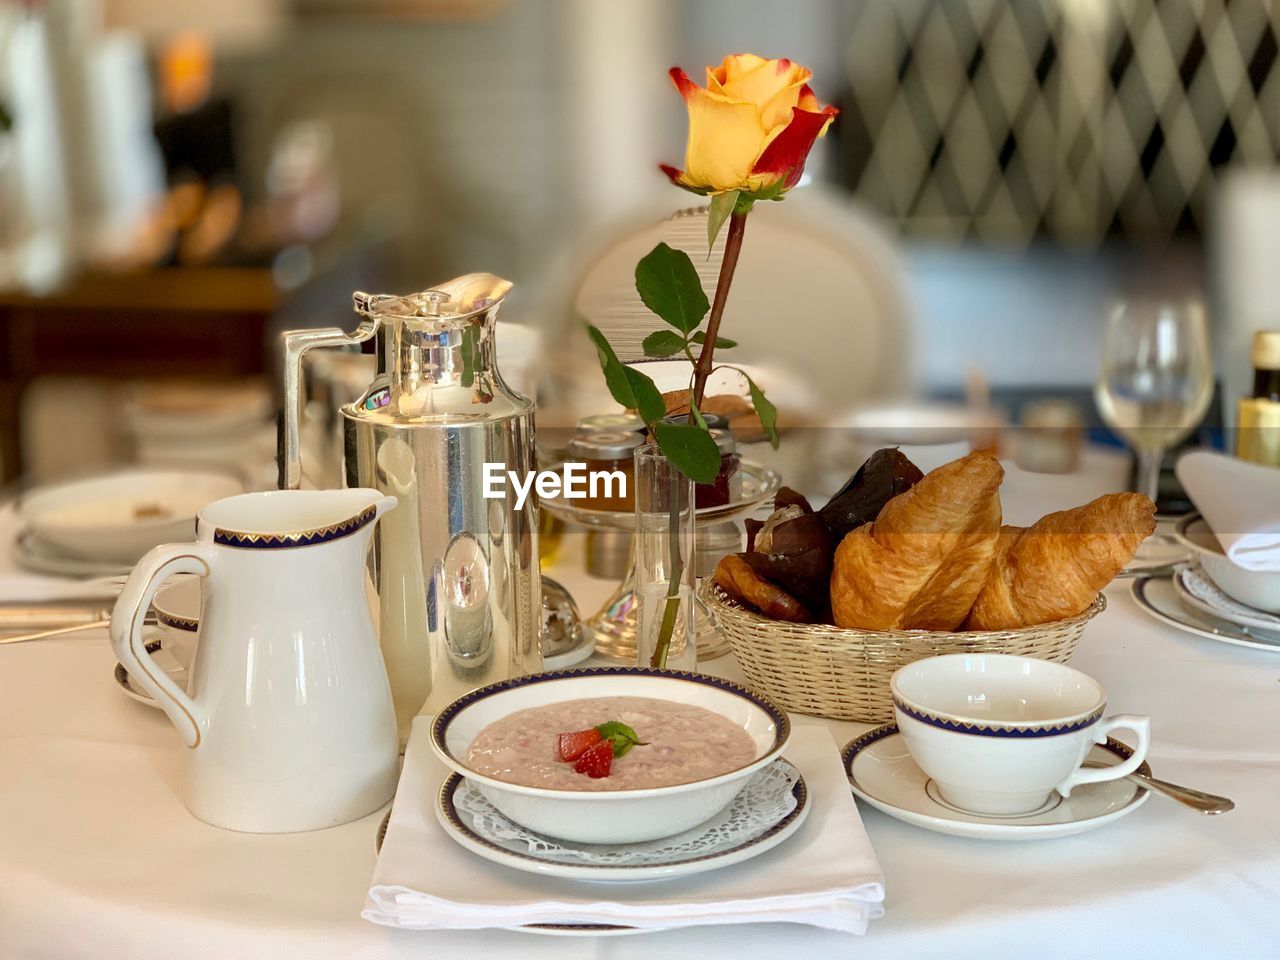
[[466, 696, 759, 790]]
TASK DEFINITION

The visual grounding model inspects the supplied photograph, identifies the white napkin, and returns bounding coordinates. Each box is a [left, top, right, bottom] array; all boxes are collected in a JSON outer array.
[[362, 718, 885, 935], [1176, 451, 1280, 571]]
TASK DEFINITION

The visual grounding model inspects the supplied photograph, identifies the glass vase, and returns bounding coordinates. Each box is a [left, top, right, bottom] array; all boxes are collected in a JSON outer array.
[[634, 443, 697, 671]]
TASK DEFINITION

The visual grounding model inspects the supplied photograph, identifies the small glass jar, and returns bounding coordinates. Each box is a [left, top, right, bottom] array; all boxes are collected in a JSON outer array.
[[695, 428, 742, 508], [564, 431, 644, 511]]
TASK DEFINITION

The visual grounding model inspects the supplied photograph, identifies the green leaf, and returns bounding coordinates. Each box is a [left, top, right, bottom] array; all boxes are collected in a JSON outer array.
[[690, 331, 737, 349], [744, 374, 780, 450], [654, 420, 721, 484], [460, 324, 479, 388], [585, 325, 665, 424], [707, 191, 739, 253], [635, 243, 709, 334], [689, 401, 708, 432], [624, 367, 666, 424], [594, 721, 648, 758], [642, 330, 687, 358]]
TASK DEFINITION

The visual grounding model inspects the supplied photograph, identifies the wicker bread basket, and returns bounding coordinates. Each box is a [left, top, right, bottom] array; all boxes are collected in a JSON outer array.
[[700, 580, 1106, 723]]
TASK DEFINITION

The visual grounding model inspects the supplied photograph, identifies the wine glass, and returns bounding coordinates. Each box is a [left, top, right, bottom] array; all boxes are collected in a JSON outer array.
[[1095, 299, 1213, 504]]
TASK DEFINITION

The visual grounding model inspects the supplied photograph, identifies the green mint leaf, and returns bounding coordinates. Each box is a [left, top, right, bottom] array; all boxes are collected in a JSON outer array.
[[690, 331, 737, 349], [635, 242, 709, 334], [594, 721, 648, 758], [585, 325, 664, 424], [642, 330, 687, 358], [707, 191, 739, 254], [654, 420, 721, 485], [744, 373, 780, 449]]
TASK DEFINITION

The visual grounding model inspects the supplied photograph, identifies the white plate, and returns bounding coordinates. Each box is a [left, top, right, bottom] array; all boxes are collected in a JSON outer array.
[[843, 725, 1149, 841], [1174, 565, 1280, 633], [1130, 576, 1280, 652], [434, 758, 808, 882], [113, 640, 187, 709], [19, 469, 243, 564], [13, 530, 134, 578]]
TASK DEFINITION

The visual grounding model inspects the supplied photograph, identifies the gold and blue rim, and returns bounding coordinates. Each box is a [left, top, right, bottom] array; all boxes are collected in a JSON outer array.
[[439, 759, 806, 872], [155, 610, 198, 632], [891, 696, 1106, 739], [212, 505, 377, 550], [842, 723, 1152, 782]]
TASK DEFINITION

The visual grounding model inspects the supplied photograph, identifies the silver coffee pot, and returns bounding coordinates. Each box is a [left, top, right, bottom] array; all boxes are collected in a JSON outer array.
[[279, 274, 542, 745]]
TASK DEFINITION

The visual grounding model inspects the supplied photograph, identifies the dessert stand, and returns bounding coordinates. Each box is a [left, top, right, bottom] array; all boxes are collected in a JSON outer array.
[[540, 461, 780, 662]]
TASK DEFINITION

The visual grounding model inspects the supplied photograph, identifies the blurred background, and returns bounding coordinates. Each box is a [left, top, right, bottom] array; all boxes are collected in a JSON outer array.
[[1, 0, 1278, 496]]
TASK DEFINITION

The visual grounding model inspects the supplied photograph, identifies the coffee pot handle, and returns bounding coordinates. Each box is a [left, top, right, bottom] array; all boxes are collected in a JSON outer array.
[[278, 323, 377, 490], [109, 543, 217, 748]]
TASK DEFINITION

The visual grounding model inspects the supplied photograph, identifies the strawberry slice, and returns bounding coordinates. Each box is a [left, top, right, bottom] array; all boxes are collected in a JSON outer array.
[[573, 739, 614, 779], [557, 728, 602, 762]]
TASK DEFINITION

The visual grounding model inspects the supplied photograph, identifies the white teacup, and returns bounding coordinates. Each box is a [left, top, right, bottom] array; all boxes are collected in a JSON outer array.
[[891, 654, 1150, 816]]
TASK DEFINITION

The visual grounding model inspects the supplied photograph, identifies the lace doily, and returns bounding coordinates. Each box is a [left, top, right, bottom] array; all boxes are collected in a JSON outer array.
[[453, 759, 799, 865], [1182, 564, 1280, 628]]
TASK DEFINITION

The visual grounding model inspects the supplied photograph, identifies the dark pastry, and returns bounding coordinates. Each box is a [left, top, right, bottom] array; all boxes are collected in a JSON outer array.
[[819, 448, 924, 541]]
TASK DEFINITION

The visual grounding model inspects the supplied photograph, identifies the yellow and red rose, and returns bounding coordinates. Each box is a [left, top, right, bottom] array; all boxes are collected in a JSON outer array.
[[661, 53, 838, 199]]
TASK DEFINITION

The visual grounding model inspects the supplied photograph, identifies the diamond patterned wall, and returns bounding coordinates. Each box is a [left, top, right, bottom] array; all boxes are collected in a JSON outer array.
[[838, 0, 1280, 246]]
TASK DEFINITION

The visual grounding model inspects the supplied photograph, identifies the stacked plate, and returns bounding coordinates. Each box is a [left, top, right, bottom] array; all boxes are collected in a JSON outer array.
[[1131, 514, 1280, 652], [15, 468, 243, 578]]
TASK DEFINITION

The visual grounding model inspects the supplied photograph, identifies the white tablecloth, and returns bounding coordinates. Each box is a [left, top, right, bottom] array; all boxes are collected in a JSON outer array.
[[3, 450, 1280, 959]]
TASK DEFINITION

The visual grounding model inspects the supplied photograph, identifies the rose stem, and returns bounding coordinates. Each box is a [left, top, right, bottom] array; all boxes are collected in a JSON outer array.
[[651, 207, 749, 669], [691, 208, 748, 407]]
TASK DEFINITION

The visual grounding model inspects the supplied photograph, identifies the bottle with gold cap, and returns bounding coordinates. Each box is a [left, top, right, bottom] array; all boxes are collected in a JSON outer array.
[[1236, 331, 1280, 466]]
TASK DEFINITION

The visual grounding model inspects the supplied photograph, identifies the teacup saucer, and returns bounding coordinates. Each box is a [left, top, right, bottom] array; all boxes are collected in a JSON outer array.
[[435, 757, 808, 882], [842, 725, 1150, 841], [113, 640, 187, 709]]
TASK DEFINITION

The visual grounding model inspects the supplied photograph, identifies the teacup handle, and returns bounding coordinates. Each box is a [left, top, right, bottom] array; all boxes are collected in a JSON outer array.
[[1055, 714, 1151, 798], [110, 543, 216, 749]]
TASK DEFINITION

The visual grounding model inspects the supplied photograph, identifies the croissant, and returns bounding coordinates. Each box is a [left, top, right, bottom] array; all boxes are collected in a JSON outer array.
[[964, 493, 1156, 630], [830, 451, 1004, 631]]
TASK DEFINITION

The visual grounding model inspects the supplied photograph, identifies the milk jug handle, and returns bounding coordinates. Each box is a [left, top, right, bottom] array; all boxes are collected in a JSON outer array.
[[109, 544, 217, 749], [277, 322, 378, 490]]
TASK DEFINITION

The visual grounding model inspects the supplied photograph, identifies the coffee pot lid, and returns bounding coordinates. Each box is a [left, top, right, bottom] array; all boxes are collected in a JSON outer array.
[[352, 273, 513, 324]]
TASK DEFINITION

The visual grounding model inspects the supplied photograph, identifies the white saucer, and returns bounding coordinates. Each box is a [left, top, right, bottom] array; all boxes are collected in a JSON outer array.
[[1131, 575, 1280, 652], [1175, 564, 1280, 633], [14, 530, 134, 579], [842, 725, 1149, 841], [435, 758, 808, 882], [113, 640, 188, 709]]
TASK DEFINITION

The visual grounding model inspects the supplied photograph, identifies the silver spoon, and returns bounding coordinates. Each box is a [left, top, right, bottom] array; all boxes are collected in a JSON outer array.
[[1086, 761, 1233, 814], [1128, 769, 1234, 814]]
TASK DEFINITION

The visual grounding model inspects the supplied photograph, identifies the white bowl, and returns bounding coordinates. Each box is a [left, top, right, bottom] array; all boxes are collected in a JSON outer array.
[[19, 469, 244, 564], [1174, 514, 1280, 613], [430, 668, 791, 845]]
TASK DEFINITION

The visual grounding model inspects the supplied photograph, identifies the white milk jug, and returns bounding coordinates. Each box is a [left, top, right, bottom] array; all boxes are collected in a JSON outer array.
[[110, 489, 399, 833]]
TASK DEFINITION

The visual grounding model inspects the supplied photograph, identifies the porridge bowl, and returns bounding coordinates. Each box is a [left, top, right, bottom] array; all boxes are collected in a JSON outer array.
[[430, 667, 791, 844]]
